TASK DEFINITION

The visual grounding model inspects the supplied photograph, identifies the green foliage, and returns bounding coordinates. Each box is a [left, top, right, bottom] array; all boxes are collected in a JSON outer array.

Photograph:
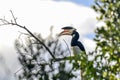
[[92, 0, 120, 79]]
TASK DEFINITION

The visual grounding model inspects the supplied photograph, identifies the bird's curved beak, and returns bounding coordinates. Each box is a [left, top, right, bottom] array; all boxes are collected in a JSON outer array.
[[59, 29, 72, 36]]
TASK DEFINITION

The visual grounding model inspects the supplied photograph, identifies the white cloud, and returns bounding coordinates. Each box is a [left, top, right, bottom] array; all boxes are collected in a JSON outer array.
[[0, 0, 98, 79]]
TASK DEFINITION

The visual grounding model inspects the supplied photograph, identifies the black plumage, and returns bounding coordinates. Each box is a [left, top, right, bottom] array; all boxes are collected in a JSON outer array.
[[61, 26, 86, 52], [71, 30, 86, 52]]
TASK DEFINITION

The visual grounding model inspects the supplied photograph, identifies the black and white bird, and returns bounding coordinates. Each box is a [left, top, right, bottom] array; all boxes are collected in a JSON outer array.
[[59, 26, 86, 54]]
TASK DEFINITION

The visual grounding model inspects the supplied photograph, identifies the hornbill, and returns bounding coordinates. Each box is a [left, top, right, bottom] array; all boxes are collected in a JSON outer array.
[[59, 26, 86, 54]]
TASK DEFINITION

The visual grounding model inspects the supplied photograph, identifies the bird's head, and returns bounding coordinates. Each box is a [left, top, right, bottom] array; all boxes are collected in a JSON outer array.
[[59, 26, 76, 36]]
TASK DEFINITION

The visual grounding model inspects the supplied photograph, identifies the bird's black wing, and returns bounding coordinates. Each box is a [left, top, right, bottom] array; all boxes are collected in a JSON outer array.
[[77, 41, 86, 52]]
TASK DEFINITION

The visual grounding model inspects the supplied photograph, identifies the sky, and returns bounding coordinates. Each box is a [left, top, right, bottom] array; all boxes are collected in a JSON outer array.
[[0, 0, 98, 80], [54, 0, 95, 6]]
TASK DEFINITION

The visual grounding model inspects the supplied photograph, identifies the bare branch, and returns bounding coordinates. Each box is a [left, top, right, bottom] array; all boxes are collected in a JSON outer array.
[[0, 10, 56, 60], [10, 10, 17, 24], [0, 18, 10, 25]]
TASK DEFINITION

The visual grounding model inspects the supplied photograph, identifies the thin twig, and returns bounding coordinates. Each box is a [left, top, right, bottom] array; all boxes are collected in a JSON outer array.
[[18, 31, 30, 36], [10, 10, 17, 24], [63, 39, 71, 56], [53, 39, 59, 55], [14, 67, 23, 75]]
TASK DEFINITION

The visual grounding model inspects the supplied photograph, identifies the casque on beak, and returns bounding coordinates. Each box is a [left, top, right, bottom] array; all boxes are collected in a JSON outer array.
[[59, 26, 76, 36], [59, 29, 72, 36]]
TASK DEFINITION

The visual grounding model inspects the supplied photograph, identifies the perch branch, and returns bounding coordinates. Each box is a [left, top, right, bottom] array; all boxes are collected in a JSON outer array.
[[0, 11, 56, 59]]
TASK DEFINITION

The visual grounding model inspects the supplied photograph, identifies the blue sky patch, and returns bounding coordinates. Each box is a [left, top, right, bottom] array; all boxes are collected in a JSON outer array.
[[85, 33, 95, 39], [53, 0, 95, 7]]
